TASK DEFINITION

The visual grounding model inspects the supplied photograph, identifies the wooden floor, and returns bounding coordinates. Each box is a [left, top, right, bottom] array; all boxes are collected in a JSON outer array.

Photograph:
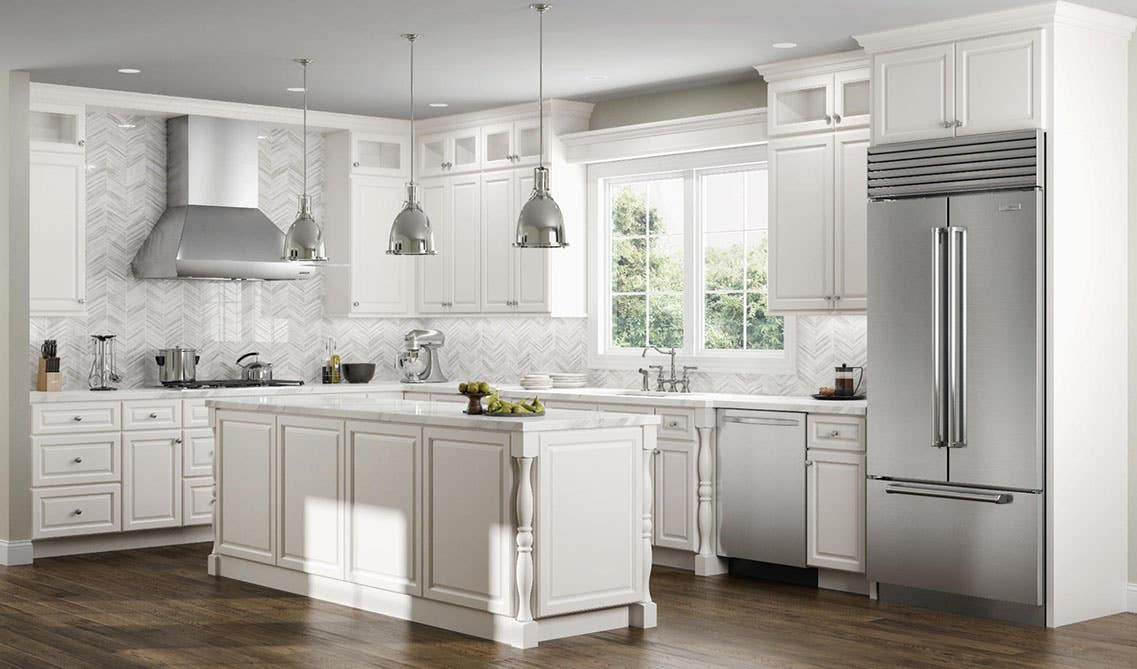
[[0, 544, 1134, 668]]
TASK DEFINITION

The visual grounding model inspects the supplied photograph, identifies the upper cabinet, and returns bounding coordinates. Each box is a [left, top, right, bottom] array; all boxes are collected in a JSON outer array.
[[29, 102, 87, 316], [349, 132, 409, 178], [480, 119, 542, 170], [870, 30, 1044, 144], [418, 128, 480, 178], [758, 52, 870, 137], [417, 173, 482, 314]]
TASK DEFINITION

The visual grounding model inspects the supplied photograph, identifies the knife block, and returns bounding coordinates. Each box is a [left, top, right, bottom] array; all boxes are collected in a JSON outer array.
[[37, 358, 62, 392]]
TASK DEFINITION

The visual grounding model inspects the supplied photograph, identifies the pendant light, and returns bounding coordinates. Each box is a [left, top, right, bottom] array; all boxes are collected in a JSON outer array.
[[387, 34, 435, 256], [515, 3, 567, 249], [284, 58, 328, 262]]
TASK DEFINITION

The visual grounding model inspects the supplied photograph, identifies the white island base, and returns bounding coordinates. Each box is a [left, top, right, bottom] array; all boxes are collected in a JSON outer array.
[[205, 397, 660, 648]]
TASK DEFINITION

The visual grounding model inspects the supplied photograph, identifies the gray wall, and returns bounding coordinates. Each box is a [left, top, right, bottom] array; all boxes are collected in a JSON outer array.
[[588, 78, 767, 130], [2, 71, 31, 543]]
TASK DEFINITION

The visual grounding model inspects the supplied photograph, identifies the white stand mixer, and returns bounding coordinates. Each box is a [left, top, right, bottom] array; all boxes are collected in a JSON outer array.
[[396, 329, 447, 383]]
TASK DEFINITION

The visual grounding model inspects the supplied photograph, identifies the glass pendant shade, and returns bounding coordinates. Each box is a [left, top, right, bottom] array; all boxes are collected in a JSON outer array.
[[387, 184, 435, 255], [283, 58, 327, 262], [284, 194, 326, 260], [514, 166, 566, 248]]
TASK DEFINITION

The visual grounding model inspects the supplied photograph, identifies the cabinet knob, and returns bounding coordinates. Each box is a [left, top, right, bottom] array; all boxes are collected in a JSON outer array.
[[73, 416, 83, 422], [210, 498, 215, 505], [806, 461, 814, 467], [73, 509, 83, 516], [653, 448, 660, 455], [73, 456, 83, 464], [77, 139, 85, 147], [148, 412, 159, 419], [174, 438, 183, 444], [352, 301, 360, 307], [942, 120, 955, 129], [955, 119, 964, 128], [830, 430, 841, 437], [78, 298, 85, 304], [824, 115, 833, 125], [833, 113, 842, 124], [209, 450, 214, 457], [352, 161, 360, 167]]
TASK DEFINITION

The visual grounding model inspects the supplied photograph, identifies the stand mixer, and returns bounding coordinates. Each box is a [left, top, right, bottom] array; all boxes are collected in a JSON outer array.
[[396, 329, 447, 384]]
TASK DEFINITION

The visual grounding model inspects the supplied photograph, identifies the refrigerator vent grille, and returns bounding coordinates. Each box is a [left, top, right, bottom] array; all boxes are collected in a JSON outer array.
[[867, 129, 1043, 199]]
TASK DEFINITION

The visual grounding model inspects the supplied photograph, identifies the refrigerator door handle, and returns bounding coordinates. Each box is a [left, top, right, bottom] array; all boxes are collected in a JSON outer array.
[[947, 226, 968, 449], [932, 227, 947, 449], [885, 483, 1012, 504]]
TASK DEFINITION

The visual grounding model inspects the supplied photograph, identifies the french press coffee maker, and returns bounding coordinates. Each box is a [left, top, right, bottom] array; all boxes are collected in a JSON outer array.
[[834, 363, 864, 398]]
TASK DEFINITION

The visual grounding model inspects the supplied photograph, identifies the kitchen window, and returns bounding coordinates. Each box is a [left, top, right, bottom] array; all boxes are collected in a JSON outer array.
[[588, 147, 795, 371]]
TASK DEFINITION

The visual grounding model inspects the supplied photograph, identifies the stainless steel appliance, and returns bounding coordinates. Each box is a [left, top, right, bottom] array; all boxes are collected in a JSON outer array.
[[716, 409, 806, 566], [236, 352, 273, 382], [88, 334, 121, 391], [866, 130, 1045, 623], [155, 346, 200, 384], [131, 116, 315, 281], [396, 329, 447, 384]]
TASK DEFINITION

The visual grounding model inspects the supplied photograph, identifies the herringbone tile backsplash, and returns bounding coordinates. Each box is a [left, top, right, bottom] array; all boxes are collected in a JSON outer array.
[[30, 113, 866, 395]]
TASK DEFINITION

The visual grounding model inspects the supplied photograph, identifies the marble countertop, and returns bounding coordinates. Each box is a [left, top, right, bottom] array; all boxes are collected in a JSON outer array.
[[207, 395, 662, 433], [30, 380, 866, 416]]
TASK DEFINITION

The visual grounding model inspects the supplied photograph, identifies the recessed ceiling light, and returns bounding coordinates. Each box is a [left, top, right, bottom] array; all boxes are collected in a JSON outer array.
[[117, 67, 142, 74], [116, 123, 136, 129], [772, 42, 798, 49], [428, 102, 449, 108], [585, 74, 609, 81], [286, 87, 306, 92], [256, 134, 268, 140]]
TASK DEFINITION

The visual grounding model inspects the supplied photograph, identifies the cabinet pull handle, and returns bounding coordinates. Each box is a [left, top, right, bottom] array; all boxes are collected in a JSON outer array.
[[73, 416, 83, 422], [73, 457, 83, 464], [73, 509, 83, 516]]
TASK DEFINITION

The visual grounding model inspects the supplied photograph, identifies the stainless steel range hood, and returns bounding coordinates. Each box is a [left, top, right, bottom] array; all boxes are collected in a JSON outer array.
[[131, 116, 314, 281]]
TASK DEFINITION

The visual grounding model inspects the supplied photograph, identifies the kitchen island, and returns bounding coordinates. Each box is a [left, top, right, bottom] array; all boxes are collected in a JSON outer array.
[[205, 395, 660, 648]]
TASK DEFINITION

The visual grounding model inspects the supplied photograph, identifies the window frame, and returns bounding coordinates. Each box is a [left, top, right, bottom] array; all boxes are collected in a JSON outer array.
[[587, 146, 797, 372]]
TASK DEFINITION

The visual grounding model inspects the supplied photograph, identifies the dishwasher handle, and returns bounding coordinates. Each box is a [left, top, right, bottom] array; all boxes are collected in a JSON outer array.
[[720, 415, 801, 427]]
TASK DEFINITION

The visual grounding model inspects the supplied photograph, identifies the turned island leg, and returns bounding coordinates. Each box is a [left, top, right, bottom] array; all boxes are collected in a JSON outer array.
[[630, 435, 657, 628], [694, 425, 727, 576], [515, 456, 535, 623]]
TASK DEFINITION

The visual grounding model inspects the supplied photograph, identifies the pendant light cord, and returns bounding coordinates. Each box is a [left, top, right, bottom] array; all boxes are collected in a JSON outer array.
[[409, 35, 416, 185], [302, 60, 308, 197], [538, 6, 544, 169]]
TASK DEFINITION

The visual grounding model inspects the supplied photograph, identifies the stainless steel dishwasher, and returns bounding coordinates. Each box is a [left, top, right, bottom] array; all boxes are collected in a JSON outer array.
[[716, 409, 807, 567]]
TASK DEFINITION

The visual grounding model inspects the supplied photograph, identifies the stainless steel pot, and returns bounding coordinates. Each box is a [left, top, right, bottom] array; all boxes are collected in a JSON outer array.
[[156, 346, 200, 385], [236, 352, 273, 382]]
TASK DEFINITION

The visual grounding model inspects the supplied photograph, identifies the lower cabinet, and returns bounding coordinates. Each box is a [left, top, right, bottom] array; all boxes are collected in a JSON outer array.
[[654, 439, 697, 551], [216, 411, 277, 564], [32, 483, 121, 539], [122, 430, 182, 531], [276, 415, 345, 578], [182, 477, 215, 526], [346, 422, 422, 595], [806, 448, 866, 572]]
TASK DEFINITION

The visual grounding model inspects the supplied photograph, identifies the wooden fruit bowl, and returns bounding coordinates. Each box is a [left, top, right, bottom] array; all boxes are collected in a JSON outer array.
[[460, 391, 490, 415]]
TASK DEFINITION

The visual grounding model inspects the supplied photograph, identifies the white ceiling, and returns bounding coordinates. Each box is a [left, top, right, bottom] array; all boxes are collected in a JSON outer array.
[[2, 0, 1135, 118]]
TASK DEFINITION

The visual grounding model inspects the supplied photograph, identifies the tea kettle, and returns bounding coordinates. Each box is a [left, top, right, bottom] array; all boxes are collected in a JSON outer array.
[[237, 352, 273, 382]]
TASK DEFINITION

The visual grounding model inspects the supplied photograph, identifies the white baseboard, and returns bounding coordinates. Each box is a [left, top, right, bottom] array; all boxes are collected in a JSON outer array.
[[0, 539, 34, 566], [1126, 583, 1137, 613], [33, 526, 213, 560]]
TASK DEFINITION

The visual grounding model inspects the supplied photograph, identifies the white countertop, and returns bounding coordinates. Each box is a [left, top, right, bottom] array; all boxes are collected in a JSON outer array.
[[29, 380, 866, 416], [207, 395, 662, 433]]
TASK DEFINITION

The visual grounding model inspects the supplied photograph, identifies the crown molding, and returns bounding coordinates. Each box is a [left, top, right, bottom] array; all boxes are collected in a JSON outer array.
[[855, 1, 1136, 53], [754, 50, 868, 81], [414, 99, 594, 133], [559, 108, 767, 164]]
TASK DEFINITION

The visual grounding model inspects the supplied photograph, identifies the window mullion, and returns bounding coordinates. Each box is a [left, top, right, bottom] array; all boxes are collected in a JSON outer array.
[[685, 168, 699, 357]]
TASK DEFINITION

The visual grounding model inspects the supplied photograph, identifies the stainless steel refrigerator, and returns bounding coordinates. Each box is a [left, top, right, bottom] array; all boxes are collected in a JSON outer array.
[[865, 130, 1045, 624]]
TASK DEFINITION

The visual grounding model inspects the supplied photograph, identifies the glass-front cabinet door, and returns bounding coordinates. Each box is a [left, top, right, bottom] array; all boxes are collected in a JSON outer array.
[[418, 134, 450, 178], [351, 133, 407, 178], [768, 74, 834, 136], [451, 130, 480, 172], [481, 123, 515, 170], [512, 119, 543, 167], [834, 68, 871, 129]]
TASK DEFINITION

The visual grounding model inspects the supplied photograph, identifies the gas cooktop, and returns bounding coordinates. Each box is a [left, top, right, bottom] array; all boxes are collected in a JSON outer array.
[[158, 379, 305, 390]]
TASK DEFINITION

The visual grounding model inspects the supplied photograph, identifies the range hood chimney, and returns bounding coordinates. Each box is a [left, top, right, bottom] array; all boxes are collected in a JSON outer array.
[[131, 115, 314, 280]]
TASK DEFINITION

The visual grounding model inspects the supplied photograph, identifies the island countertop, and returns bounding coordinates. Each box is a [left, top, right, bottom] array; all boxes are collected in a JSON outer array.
[[206, 395, 662, 432]]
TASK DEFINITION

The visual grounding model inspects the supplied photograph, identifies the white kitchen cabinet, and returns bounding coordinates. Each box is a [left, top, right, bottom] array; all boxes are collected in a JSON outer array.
[[216, 411, 276, 565], [766, 68, 870, 137], [349, 132, 408, 178], [182, 427, 215, 478], [481, 168, 550, 313], [182, 477, 215, 526], [806, 448, 866, 573], [33, 483, 121, 539], [122, 430, 182, 531], [768, 130, 868, 312], [32, 432, 121, 488], [481, 119, 542, 170], [29, 149, 86, 315], [417, 173, 482, 313], [419, 128, 480, 177], [872, 30, 1044, 144], [29, 103, 85, 154], [653, 439, 697, 551], [323, 133, 415, 317], [122, 399, 182, 431], [276, 415, 345, 578], [32, 401, 120, 435], [346, 421, 422, 595]]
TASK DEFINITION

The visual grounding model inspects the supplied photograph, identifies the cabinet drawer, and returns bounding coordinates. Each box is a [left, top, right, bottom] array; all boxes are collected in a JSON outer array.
[[182, 477, 215, 526], [597, 403, 655, 415], [123, 399, 182, 431], [32, 433, 121, 487], [33, 483, 121, 539], [656, 409, 696, 440], [807, 415, 865, 452], [32, 402, 120, 435], [182, 427, 215, 477], [184, 400, 209, 428]]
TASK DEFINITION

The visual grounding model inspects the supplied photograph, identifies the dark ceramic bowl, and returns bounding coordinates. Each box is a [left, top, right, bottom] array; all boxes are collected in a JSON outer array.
[[341, 363, 376, 384]]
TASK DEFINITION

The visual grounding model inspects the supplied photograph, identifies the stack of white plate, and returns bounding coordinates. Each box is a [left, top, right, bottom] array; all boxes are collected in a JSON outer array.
[[520, 374, 554, 390], [550, 372, 589, 388]]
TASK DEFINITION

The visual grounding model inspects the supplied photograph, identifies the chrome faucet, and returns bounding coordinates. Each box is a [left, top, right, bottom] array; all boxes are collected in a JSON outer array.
[[641, 346, 695, 392]]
